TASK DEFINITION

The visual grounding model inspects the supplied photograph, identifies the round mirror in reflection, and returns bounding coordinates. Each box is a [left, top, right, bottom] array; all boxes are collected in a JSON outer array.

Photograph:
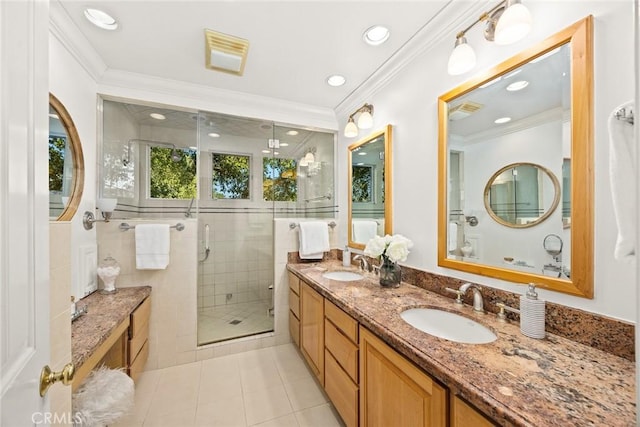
[[483, 162, 560, 228], [49, 93, 84, 221]]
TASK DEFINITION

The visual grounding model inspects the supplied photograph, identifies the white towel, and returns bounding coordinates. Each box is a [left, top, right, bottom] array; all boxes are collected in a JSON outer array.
[[448, 222, 458, 252], [135, 224, 171, 269], [298, 221, 330, 260], [352, 220, 378, 244], [608, 101, 636, 261]]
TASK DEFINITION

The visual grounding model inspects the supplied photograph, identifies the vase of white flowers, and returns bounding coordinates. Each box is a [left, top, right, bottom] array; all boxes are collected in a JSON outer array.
[[364, 234, 413, 288]]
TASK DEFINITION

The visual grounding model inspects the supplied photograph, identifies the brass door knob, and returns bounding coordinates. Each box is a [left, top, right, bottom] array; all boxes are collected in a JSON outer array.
[[39, 363, 75, 397]]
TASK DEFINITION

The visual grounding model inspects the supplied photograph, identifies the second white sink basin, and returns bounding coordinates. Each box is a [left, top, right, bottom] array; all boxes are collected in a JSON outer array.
[[322, 271, 364, 281], [400, 308, 497, 344]]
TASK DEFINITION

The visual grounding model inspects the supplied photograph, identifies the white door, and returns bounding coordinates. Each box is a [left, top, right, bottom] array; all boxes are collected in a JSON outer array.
[[0, 1, 51, 425]]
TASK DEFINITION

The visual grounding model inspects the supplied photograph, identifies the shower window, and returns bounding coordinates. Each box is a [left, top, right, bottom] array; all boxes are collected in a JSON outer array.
[[211, 152, 251, 199], [149, 147, 197, 199], [263, 157, 297, 202], [352, 164, 374, 203]]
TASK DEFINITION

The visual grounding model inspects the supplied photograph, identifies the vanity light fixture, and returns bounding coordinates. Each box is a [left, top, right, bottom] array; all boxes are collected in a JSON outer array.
[[83, 198, 117, 230], [447, 0, 532, 76], [84, 8, 118, 30], [344, 104, 374, 138]]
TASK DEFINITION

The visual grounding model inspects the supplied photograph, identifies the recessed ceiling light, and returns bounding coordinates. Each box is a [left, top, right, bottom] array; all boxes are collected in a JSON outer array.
[[189, 146, 197, 150], [49, 113, 59, 119], [506, 80, 529, 91], [84, 8, 118, 30], [326, 75, 346, 87], [358, 152, 367, 156], [150, 113, 166, 120], [261, 149, 271, 154], [208, 132, 220, 138], [286, 130, 299, 136], [494, 117, 512, 124], [274, 152, 279, 156], [363, 25, 390, 46], [357, 162, 364, 166], [280, 143, 289, 147]]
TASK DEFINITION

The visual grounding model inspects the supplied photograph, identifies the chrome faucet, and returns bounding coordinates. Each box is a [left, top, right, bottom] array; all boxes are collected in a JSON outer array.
[[459, 282, 484, 313], [353, 255, 370, 272]]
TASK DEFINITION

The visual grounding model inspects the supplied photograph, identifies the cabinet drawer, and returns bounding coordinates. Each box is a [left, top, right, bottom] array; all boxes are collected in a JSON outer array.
[[289, 310, 300, 347], [288, 271, 300, 295], [128, 319, 149, 362], [325, 299, 357, 343], [130, 297, 151, 339], [325, 318, 358, 382], [128, 340, 149, 383], [289, 289, 300, 319], [325, 350, 358, 427]]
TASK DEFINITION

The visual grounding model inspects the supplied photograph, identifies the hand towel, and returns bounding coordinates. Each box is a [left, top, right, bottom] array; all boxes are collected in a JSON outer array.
[[135, 224, 171, 269], [608, 101, 636, 261], [352, 220, 378, 244], [298, 221, 330, 260], [448, 222, 458, 252]]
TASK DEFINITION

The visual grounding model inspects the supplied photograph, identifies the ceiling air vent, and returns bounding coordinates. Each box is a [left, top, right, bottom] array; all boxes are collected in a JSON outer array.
[[204, 29, 250, 76], [448, 101, 483, 121]]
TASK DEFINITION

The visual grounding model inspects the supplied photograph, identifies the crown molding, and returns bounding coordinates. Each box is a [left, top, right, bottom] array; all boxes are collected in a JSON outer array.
[[98, 69, 338, 131], [49, 0, 107, 82], [335, 0, 490, 119]]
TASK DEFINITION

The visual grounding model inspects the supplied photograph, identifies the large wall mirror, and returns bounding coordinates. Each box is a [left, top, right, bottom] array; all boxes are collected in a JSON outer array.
[[49, 93, 84, 221], [437, 17, 593, 298], [348, 125, 393, 249]]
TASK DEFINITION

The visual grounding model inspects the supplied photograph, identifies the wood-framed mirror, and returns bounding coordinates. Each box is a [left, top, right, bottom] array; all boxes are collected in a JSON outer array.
[[348, 125, 393, 250], [483, 162, 561, 229], [49, 93, 84, 221], [437, 16, 593, 298]]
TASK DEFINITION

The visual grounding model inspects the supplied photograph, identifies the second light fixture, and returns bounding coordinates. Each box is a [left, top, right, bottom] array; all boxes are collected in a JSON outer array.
[[344, 103, 374, 138]]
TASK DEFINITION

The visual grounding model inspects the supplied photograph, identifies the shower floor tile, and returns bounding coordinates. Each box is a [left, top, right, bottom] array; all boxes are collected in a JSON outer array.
[[198, 301, 274, 345]]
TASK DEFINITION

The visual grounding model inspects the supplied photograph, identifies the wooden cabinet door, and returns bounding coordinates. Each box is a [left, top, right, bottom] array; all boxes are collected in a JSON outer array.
[[360, 327, 446, 427], [451, 396, 496, 427], [300, 281, 324, 385]]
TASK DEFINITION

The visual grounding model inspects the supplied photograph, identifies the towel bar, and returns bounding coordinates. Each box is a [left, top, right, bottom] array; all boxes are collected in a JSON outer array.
[[289, 221, 337, 230], [119, 222, 185, 232]]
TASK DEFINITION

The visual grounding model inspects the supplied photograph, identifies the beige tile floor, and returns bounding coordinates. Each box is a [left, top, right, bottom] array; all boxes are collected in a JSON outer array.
[[198, 301, 274, 345], [112, 344, 344, 427]]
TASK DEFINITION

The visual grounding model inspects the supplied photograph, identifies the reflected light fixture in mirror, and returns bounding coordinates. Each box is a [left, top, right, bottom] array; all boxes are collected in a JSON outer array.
[[344, 103, 374, 138], [447, 0, 532, 75]]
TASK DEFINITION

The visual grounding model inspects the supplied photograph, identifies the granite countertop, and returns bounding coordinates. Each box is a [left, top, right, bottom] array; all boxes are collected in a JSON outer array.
[[71, 286, 151, 369], [287, 261, 636, 427]]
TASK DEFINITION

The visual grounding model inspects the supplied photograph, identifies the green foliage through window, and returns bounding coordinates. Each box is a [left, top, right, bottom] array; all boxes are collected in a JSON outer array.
[[212, 153, 250, 199], [49, 136, 66, 191], [352, 165, 373, 203], [150, 147, 197, 199], [263, 158, 297, 202]]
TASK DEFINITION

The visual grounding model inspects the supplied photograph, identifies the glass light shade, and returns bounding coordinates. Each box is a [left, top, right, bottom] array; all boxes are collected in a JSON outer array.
[[494, 1, 532, 45], [304, 152, 315, 163], [299, 157, 308, 167], [447, 37, 476, 75], [357, 111, 373, 129], [344, 120, 358, 138], [97, 198, 117, 213]]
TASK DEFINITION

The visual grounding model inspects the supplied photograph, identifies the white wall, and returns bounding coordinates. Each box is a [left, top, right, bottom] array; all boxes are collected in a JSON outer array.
[[338, 1, 636, 322]]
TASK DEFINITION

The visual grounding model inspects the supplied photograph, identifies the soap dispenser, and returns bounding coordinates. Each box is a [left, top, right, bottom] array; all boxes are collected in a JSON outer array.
[[343, 246, 351, 267], [520, 283, 545, 339]]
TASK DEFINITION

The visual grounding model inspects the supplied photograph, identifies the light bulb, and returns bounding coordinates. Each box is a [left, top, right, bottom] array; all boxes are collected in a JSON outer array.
[[447, 36, 476, 75], [304, 152, 315, 163], [299, 157, 308, 167], [344, 119, 358, 138], [494, 0, 532, 45], [357, 111, 373, 129]]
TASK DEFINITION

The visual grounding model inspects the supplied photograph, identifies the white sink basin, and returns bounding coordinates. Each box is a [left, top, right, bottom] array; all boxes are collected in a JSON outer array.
[[322, 271, 364, 281], [400, 308, 497, 344]]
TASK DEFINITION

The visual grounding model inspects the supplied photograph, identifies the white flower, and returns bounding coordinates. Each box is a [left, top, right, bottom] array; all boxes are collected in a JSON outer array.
[[363, 233, 413, 263], [364, 235, 386, 258]]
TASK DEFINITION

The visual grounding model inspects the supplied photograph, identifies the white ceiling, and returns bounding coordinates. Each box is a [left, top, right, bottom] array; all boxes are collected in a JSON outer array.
[[57, 1, 451, 110]]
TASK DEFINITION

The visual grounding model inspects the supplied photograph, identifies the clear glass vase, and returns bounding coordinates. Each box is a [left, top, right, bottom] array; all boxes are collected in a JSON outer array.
[[97, 255, 120, 294], [379, 256, 401, 288]]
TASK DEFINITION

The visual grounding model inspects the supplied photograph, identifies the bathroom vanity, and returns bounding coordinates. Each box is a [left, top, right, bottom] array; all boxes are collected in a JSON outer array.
[[287, 261, 635, 426], [71, 286, 151, 390]]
